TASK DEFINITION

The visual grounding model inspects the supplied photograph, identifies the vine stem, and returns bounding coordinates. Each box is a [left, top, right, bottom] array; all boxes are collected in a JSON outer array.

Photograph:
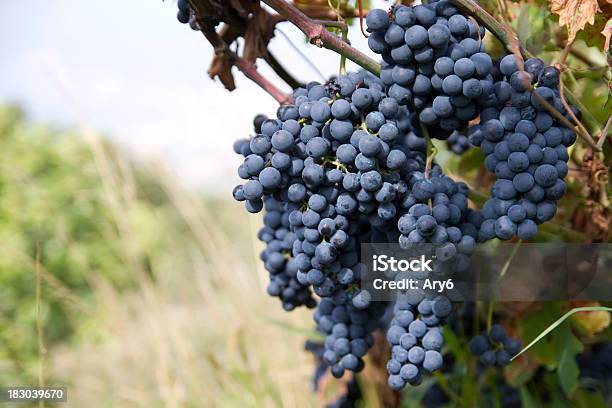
[[486, 301, 494, 333], [486, 239, 524, 334], [262, 0, 381, 75], [596, 115, 612, 149], [499, 241, 521, 279], [233, 55, 293, 104], [421, 124, 437, 177], [199, 22, 292, 104], [264, 52, 302, 89], [555, 39, 599, 149], [315, 20, 349, 76]]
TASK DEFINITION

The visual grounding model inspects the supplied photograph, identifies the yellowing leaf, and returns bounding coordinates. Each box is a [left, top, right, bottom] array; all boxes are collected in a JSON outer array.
[[571, 301, 611, 335], [603, 17, 612, 53], [550, 0, 600, 43]]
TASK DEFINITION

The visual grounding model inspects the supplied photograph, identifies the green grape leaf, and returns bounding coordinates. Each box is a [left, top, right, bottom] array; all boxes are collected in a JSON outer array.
[[443, 326, 466, 362], [519, 387, 539, 408], [519, 303, 564, 365], [558, 348, 580, 396], [573, 388, 610, 408], [458, 147, 485, 174]]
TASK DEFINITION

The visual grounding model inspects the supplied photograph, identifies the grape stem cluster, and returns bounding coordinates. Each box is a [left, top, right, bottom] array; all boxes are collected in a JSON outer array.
[[198, 22, 292, 104], [277, 0, 601, 152], [190, 0, 601, 152], [261, 0, 381, 75]]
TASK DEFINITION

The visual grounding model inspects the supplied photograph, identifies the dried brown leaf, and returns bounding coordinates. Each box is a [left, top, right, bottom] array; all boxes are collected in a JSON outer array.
[[550, 0, 601, 43], [243, 9, 276, 62], [603, 17, 612, 52], [208, 54, 236, 91]]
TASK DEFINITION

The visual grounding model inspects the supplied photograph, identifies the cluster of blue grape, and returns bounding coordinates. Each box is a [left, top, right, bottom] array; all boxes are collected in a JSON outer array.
[[446, 131, 472, 154], [384, 165, 483, 389], [233, 71, 433, 380], [397, 166, 480, 256], [468, 55, 577, 241], [366, 0, 495, 136], [577, 342, 612, 382], [468, 324, 521, 367], [326, 377, 362, 408], [316, 296, 387, 378], [256, 196, 316, 310], [229, 8, 579, 390], [230, 49, 579, 397], [385, 295, 449, 389]]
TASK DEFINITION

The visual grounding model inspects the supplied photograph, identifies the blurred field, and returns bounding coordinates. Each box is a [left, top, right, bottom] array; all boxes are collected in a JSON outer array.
[[0, 106, 318, 407]]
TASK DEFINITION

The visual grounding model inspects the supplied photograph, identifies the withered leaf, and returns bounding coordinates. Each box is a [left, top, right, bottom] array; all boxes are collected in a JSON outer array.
[[208, 54, 236, 91], [550, 0, 600, 43], [603, 17, 612, 52]]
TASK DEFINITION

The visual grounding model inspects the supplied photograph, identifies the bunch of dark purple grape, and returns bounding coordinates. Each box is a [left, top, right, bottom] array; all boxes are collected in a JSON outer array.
[[469, 55, 577, 241], [469, 324, 522, 367], [233, 71, 436, 382], [366, 0, 495, 136]]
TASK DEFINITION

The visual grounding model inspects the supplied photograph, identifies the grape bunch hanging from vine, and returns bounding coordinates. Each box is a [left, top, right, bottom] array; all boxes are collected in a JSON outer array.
[[165, 0, 611, 406]]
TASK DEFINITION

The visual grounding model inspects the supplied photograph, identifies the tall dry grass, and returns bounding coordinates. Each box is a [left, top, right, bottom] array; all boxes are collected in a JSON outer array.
[[41, 132, 318, 407]]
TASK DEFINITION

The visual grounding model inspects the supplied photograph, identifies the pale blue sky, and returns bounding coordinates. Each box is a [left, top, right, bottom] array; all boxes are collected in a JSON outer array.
[[0, 0, 384, 192]]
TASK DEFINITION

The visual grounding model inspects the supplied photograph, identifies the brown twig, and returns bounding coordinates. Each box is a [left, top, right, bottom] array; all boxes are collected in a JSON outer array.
[[264, 52, 303, 89], [200, 22, 292, 104], [262, 0, 381, 75], [558, 79, 596, 145], [357, 0, 369, 38], [553, 39, 600, 149], [553, 33, 609, 75], [597, 115, 612, 150], [557, 37, 574, 68], [233, 55, 293, 104]]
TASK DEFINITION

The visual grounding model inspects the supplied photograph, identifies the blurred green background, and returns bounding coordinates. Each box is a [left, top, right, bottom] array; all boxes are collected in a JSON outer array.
[[0, 106, 320, 407]]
